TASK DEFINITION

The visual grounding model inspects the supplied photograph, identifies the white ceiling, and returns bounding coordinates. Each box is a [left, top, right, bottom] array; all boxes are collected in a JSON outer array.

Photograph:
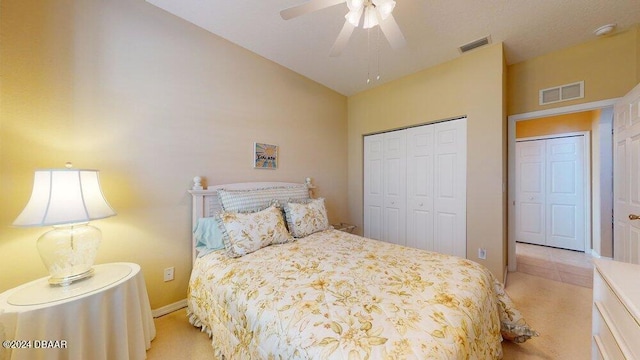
[[145, 0, 640, 96]]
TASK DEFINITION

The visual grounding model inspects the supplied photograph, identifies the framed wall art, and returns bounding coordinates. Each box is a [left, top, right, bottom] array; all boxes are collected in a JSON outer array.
[[253, 142, 278, 169]]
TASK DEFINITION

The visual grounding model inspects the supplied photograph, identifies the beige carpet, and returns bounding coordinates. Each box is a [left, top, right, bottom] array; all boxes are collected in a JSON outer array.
[[147, 271, 593, 359], [500, 271, 592, 359]]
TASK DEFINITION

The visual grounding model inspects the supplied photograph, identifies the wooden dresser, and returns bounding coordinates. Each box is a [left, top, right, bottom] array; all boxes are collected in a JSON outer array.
[[592, 259, 640, 359]]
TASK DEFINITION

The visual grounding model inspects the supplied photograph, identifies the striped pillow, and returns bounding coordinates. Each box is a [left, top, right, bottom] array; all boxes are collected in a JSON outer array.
[[217, 185, 310, 213]]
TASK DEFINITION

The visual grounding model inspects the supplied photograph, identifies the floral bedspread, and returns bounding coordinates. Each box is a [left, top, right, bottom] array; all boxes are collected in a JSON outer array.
[[188, 229, 509, 359]]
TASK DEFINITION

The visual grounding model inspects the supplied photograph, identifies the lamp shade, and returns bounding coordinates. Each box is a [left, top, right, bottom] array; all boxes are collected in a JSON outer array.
[[13, 169, 116, 227]]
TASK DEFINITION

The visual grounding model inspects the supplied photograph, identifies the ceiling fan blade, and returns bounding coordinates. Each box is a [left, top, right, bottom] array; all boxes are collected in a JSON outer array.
[[280, 0, 346, 20], [330, 20, 356, 57], [378, 13, 406, 49]]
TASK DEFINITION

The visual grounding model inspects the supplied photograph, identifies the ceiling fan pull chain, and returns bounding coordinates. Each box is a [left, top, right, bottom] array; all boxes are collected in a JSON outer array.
[[367, 27, 371, 84], [376, 26, 381, 81]]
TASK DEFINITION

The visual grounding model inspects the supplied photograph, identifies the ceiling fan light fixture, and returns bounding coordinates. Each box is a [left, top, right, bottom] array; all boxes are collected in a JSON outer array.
[[345, 8, 363, 26], [346, 0, 364, 11], [363, 6, 379, 29], [375, 0, 396, 20], [280, 0, 405, 57]]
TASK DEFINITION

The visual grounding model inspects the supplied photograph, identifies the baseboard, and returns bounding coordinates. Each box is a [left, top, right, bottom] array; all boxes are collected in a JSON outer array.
[[152, 299, 187, 318]]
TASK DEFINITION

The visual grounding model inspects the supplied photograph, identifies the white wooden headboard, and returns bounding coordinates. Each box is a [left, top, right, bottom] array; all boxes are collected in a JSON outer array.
[[187, 179, 314, 263]]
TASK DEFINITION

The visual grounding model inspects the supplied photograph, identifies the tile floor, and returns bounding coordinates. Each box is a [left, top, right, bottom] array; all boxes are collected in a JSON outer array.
[[515, 242, 594, 288]]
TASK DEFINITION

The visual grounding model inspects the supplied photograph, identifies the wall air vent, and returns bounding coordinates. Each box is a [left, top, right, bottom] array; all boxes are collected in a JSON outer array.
[[539, 81, 584, 105], [459, 36, 491, 54]]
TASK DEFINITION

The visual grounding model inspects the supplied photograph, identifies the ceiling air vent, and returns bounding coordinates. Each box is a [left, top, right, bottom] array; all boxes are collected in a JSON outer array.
[[539, 81, 584, 105], [459, 36, 491, 54]]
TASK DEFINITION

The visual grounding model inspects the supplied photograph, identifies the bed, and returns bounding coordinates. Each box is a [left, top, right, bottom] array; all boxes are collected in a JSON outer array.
[[187, 180, 537, 359]]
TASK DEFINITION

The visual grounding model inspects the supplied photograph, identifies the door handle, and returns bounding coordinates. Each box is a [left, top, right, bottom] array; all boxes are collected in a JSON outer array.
[[629, 214, 640, 220]]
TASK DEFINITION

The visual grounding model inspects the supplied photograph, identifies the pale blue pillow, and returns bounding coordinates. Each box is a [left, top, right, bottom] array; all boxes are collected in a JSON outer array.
[[194, 217, 225, 257]]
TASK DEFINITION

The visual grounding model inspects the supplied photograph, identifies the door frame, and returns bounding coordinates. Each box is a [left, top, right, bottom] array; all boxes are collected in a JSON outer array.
[[515, 131, 591, 252], [507, 99, 619, 272]]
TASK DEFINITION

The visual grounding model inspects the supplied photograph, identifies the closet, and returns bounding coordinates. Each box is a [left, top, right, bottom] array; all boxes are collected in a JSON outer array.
[[515, 134, 588, 251], [363, 118, 467, 258]]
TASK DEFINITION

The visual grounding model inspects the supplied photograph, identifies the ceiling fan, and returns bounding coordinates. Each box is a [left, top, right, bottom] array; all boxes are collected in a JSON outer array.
[[280, 0, 406, 57]]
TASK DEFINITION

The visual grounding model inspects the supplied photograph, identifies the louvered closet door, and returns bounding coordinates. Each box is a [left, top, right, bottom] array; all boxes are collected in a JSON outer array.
[[382, 131, 407, 245], [364, 134, 384, 240]]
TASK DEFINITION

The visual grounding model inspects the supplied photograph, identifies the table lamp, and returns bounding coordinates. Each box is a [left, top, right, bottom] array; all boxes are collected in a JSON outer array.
[[13, 164, 116, 286]]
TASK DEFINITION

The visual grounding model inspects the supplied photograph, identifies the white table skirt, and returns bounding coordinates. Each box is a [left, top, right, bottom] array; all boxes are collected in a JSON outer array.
[[0, 263, 156, 360]]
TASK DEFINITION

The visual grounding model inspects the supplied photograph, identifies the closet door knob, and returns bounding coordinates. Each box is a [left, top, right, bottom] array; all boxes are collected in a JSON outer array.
[[419, 202, 424, 207], [629, 214, 640, 220]]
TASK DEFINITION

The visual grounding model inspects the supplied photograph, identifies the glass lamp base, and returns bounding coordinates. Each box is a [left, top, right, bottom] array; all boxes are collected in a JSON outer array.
[[37, 223, 101, 287], [48, 267, 95, 286]]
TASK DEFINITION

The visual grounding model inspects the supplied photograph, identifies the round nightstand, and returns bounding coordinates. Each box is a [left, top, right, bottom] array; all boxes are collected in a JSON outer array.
[[0, 263, 156, 360]]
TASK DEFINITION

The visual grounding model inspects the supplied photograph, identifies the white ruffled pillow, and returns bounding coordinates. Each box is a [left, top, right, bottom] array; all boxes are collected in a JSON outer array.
[[284, 198, 330, 238], [218, 205, 293, 258]]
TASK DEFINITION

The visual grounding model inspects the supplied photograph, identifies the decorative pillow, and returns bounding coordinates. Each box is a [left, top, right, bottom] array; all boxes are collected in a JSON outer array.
[[218, 205, 293, 258], [493, 279, 539, 343], [193, 217, 225, 257], [284, 198, 330, 238], [217, 185, 309, 213]]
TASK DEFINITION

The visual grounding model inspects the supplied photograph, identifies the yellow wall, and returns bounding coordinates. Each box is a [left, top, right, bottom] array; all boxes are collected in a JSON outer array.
[[347, 44, 507, 279], [515, 111, 596, 138], [0, 0, 348, 309], [637, 27, 640, 84], [508, 25, 639, 116]]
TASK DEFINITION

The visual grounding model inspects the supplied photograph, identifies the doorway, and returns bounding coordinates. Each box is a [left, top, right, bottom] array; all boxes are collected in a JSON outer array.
[[508, 99, 617, 272]]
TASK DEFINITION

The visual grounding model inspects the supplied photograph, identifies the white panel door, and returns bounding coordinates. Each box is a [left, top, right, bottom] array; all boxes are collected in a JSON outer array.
[[515, 141, 546, 246], [545, 136, 585, 251], [614, 82, 640, 264], [516, 135, 587, 251], [614, 130, 628, 261], [383, 131, 407, 245], [433, 119, 467, 258], [364, 118, 466, 257], [364, 134, 384, 240], [406, 125, 434, 250]]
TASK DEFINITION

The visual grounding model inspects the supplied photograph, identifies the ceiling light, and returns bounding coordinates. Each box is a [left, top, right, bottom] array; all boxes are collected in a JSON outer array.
[[594, 24, 616, 36], [376, 0, 396, 20], [345, 9, 362, 26], [346, 0, 364, 11], [344, 0, 398, 30], [281, 0, 406, 58], [362, 6, 379, 29]]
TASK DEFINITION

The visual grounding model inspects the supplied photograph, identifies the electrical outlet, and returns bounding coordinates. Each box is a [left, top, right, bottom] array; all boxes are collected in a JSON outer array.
[[478, 248, 487, 260], [163, 267, 175, 282]]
